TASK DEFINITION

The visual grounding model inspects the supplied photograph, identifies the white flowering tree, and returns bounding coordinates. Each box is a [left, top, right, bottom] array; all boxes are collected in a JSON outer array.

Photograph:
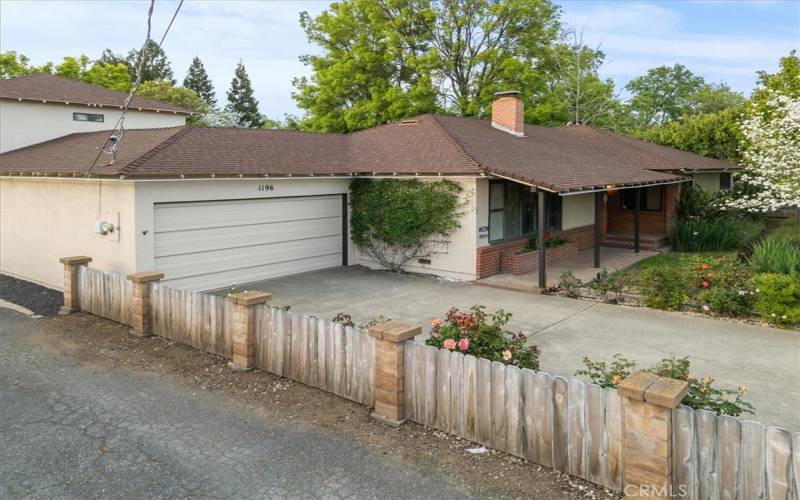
[[199, 108, 245, 128], [725, 90, 800, 212]]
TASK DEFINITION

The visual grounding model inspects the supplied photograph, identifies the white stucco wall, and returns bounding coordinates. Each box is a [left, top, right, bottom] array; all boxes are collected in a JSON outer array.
[[0, 177, 136, 289], [693, 172, 722, 192], [353, 177, 480, 281], [0, 100, 187, 153], [562, 192, 595, 230]]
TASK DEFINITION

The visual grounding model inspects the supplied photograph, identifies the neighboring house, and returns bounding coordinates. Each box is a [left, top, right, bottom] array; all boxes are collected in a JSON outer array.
[[0, 74, 192, 153], [0, 91, 738, 291]]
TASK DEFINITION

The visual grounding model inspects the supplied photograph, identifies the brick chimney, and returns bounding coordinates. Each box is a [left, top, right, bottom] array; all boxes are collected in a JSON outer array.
[[491, 91, 524, 137]]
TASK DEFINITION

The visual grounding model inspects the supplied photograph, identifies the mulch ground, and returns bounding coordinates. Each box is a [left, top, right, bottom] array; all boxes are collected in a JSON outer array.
[[0, 274, 63, 316]]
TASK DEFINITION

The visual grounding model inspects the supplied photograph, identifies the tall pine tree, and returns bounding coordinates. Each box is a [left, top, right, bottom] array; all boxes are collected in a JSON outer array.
[[183, 56, 216, 106], [126, 39, 174, 84], [226, 61, 262, 128]]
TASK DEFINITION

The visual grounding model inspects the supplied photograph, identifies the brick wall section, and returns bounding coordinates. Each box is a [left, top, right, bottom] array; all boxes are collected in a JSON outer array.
[[606, 184, 680, 235], [476, 224, 596, 278], [491, 96, 524, 135], [500, 240, 579, 274], [368, 321, 421, 426], [127, 271, 164, 337], [58, 256, 92, 314]]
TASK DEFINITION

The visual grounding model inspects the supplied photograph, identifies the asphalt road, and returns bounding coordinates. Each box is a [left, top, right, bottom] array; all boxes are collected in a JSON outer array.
[[0, 307, 477, 499]]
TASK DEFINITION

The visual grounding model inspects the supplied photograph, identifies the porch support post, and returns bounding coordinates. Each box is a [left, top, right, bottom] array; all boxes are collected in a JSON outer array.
[[537, 189, 546, 288], [634, 188, 641, 254], [594, 191, 602, 268]]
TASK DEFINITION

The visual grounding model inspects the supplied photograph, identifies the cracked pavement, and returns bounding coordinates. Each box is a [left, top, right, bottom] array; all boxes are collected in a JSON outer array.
[[0, 307, 483, 499]]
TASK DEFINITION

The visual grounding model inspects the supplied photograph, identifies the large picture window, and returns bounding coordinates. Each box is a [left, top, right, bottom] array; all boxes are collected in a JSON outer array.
[[620, 186, 663, 212], [488, 181, 562, 243]]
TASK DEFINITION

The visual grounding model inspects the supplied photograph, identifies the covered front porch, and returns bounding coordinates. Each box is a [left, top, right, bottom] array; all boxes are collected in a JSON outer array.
[[475, 177, 680, 288], [475, 245, 659, 291]]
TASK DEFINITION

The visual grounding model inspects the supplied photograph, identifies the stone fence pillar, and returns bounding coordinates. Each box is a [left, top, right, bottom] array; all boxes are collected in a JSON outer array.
[[59, 256, 92, 314], [227, 291, 271, 371], [618, 371, 689, 499], [368, 321, 421, 426], [126, 271, 164, 337]]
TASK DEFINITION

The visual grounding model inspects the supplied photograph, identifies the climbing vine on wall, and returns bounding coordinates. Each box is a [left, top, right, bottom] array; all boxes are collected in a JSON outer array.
[[349, 178, 463, 272]]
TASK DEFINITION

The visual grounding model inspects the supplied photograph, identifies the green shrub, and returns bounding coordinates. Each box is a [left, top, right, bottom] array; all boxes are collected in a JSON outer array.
[[753, 274, 800, 327], [648, 357, 753, 416], [672, 217, 742, 251], [557, 271, 583, 298], [641, 267, 688, 309], [699, 286, 755, 317], [748, 237, 800, 275], [675, 184, 721, 220], [590, 268, 624, 303], [526, 236, 568, 251], [770, 219, 800, 244], [425, 306, 540, 370], [577, 354, 754, 416]]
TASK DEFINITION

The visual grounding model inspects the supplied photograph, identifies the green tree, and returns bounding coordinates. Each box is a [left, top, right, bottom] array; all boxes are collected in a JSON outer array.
[[638, 107, 744, 162], [293, 0, 438, 132], [226, 61, 262, 128], [625, 64, 705, 128], [81, 63, 133, 92], [183, 56, 216, 106], [136, 80, 209, 114], [126, 39, 174, 84], [97, 49, 127, 66], [0, 51, 52, 78], [293, 0, 560, 132], [529, 28, 618, 126], [55, 55, 91, 80], [750, 50, 800, 118], [689, 82, 745, 115]]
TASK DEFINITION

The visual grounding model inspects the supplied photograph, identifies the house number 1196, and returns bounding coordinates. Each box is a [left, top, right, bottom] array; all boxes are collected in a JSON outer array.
[[257, 184, 275, 192]]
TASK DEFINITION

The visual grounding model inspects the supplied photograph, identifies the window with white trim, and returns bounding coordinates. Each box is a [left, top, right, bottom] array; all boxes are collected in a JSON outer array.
[[73, 112, 104, 123]]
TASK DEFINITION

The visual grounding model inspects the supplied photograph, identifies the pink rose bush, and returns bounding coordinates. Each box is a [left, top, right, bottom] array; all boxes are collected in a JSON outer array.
[[425, 305, 540, 370]]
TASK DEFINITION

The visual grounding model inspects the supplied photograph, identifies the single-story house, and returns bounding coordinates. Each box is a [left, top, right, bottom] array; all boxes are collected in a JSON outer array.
[[0, 74, 191, 153], [0, 89, 738, 291]]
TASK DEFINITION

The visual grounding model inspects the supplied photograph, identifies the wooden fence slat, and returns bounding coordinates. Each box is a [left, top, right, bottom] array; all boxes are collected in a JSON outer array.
[[414, 343, 427, 425], [534, 372, 554, 468], [403, 341, 416, 421], [584, 383, 604, 486], [695, 410, 718, 500], [568, 379, 586, 479], [316, 318, 327, 390], [741, 420, 767, 500], [673, 406, 697, 499], [476, 358, 492, 447], [520, 369, 536, 462], [765, 427, 792, 500], [364, 334, 374, 406], [792, 433, 800, 500], [449, 351, 464, 437], [463, 355, 478, 443], [291, 314, 303, 382], [603, 387, 623, 491], [333, 323, 345, 397], [505, 365, 522, 458], [436, 349, 451, 432], [298, 315, 310, 385], [718, 415, 741, 500], [490, 361, 507, 451], [345, 326, 358, 402], [424, 345, 438, 428], [325, 321, 336, 392]]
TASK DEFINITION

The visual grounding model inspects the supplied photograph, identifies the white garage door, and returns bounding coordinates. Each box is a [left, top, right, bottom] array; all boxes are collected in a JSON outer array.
[[154, 195, 345, 291]]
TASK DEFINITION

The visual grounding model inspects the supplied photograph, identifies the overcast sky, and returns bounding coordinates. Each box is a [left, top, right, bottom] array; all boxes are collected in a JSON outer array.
[[2, 0, 798, 120]]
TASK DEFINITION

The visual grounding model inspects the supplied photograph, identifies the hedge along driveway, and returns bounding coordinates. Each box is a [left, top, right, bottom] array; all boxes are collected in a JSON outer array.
[[233, 266, 800, 431]]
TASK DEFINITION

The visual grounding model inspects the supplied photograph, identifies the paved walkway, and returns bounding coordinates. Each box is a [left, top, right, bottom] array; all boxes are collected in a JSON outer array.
[[240, 266, 800, 430], [0, 308, 478, 499]]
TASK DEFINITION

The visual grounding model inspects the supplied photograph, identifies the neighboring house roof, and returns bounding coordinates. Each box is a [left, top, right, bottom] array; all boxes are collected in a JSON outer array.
[[0, 74, 194, 115], [0, 113, 739, 193]]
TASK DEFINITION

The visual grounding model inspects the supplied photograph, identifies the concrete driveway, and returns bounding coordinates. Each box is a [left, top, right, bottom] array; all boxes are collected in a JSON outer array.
[[238, 266, 800, 430]]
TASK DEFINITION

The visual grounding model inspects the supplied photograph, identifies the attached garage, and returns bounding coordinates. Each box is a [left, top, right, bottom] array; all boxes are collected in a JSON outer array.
[[153, 195, 346, 291]]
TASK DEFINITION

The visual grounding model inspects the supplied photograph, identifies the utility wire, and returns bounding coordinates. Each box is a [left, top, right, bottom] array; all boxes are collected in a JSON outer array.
[[85, 0, 184, 177]]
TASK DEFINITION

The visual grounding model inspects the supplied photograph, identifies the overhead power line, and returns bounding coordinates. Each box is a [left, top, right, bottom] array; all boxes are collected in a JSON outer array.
[[85, 0, 184, 177]]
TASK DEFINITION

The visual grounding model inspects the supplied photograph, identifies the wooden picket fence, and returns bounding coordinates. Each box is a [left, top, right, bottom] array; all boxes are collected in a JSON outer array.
[[72, 265, 799, 498], [403, 342, 800, 499], [403, 342, 624, 490], [77, 266, 133, 325]]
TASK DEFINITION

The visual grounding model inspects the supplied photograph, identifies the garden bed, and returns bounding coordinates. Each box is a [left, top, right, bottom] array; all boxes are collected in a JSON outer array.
[[500, 239, 578, 274]]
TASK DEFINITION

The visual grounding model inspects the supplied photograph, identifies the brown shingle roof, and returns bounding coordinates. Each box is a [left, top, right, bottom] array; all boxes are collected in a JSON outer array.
[[0, 74, 194, 114], [0, 113, 739, 192]]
